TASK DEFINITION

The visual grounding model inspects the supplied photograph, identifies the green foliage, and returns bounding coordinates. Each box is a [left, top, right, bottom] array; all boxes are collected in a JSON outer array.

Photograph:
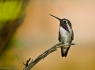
[[0, 1, 25, 21]]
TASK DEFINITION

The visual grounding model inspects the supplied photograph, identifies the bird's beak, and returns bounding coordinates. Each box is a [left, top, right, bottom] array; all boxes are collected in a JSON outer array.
[[50, 14, 61, 21]]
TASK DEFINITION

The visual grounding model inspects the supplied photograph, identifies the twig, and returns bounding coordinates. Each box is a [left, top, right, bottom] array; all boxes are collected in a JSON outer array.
[[23, 58, 31, 67], [23, 42, 78, 70], [23, 42, 62, 70]]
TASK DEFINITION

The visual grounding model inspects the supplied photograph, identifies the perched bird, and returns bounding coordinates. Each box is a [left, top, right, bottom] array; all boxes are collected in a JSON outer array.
[[50, 14, 74, 57]]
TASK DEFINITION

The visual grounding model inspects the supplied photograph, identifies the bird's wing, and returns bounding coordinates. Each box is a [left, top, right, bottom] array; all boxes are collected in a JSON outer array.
[[58, 31, 61, 42], [71, 30, 74, 40]]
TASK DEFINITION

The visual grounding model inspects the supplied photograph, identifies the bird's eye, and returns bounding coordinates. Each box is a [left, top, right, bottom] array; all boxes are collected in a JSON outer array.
[[63, 20, 67, 23]]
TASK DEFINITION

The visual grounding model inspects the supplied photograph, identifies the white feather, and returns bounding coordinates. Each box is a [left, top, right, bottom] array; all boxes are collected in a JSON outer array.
[[60, 24, 72, 47]]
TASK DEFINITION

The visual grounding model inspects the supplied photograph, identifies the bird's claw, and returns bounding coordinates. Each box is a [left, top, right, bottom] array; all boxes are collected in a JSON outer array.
[[71, 42, 79, 45]]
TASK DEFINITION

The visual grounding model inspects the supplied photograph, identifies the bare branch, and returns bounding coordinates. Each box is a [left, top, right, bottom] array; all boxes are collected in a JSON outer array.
[[23, 42, 78, 70], [22, 1, 77, 69], [23, 42, 62, 70], [23, 58, 31, 67], [23, 42, 77, 70]]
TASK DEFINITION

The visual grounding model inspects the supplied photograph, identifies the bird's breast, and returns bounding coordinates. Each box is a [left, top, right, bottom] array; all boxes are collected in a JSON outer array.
[[60, 27, 70, 36], [60, 27, 72, 44]]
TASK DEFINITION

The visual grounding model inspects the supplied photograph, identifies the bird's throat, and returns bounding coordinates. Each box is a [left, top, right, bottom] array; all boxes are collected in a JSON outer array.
[[61, 25, 70, 33]]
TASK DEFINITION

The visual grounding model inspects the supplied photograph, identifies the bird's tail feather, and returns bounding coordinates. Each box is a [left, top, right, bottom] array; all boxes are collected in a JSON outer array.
[[61, 46, 70, 57], [65, 46, 70, 57], [61, 47, 65, 57]]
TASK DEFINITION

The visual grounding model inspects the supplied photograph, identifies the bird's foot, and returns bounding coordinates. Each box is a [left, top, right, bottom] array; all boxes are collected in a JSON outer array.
[[71, 42, 79, 45], [62, 44, 69, 46]]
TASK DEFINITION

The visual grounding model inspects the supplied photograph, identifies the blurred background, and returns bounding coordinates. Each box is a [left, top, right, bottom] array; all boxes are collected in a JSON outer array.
[[0, 0, 95, 70]]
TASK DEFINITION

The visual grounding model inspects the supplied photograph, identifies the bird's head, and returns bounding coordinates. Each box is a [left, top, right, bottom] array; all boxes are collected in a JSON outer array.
[[50, 14, 72, 33], [50, 14, 70, 24]]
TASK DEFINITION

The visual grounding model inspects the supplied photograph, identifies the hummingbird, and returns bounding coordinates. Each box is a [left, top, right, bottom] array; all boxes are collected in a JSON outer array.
[[50, 14, 74, 57]]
